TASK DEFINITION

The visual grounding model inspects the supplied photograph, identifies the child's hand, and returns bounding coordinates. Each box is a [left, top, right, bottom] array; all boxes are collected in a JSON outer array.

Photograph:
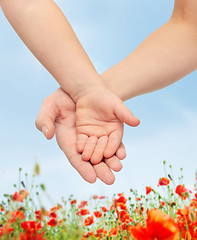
[[35, 88, 126, 185], [76, 87, 140, 164]]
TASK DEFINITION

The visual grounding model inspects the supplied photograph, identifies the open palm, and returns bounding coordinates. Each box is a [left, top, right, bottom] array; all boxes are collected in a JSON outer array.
[[76, 88, 140, 164], [36, 88, 126, 185]]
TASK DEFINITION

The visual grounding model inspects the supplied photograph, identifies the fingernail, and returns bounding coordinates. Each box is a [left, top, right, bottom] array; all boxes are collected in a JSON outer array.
[[42, 127, 49, 138]]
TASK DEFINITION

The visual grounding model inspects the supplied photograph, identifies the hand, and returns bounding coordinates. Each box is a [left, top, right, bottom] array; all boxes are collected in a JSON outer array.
[[76, 87, 140, 164], [35, 88, 126, 185]]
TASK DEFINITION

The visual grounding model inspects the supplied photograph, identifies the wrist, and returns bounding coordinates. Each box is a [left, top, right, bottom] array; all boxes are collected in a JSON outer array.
[[71, 79, 106, 103], [101, 70, 132, 102]]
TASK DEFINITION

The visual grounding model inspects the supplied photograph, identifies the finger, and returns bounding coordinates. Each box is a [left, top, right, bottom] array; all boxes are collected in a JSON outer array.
[[104, 156, 123, 172], [55, 124, 97, 184], [104, 129, 123, 159], [90, 136, 108, 164], [35, 101, 56, 140], [114, 101, 140, 127], [77, 134, 88, 153], [93, 162, 115, 185], [69, 152, 97, 184], [116, 143, 126, 160], [82, 136, 98, 161]]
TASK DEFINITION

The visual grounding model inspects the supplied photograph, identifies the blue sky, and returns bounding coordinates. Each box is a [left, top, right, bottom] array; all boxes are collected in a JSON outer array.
[[0, 0, 196, 206]]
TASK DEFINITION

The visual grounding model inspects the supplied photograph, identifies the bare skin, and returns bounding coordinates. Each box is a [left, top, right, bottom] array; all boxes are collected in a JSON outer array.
[[1, 0, 197, 184], [36, 0, 197, 184], [0, 0, 140, 164], [103, 6, 197, 100], [36, 89, 126, 185]]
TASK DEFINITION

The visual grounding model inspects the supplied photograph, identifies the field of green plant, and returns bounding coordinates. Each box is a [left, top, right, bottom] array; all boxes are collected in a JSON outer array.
[[0, 162, 196, 240]]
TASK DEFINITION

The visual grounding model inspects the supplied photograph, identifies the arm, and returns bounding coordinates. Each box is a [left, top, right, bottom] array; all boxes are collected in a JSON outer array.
[[35, 0, 197, 185], [0, 0, 104, 101], [1, 0, 139, 162], [102, 0, 197, 101]]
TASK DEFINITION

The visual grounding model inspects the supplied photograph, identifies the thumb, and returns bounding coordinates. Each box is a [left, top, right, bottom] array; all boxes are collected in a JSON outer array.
[[35, 103, 56, 140], [114, 100, 140, 127]]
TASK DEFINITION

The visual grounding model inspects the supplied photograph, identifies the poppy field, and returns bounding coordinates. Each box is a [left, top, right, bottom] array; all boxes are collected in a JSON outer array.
[[0, 162, 197, 240]]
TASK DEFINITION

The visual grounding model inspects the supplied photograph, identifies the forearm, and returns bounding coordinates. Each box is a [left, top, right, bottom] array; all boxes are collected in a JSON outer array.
[[1, 0, 104, 101], [102, 16, 197, 101]]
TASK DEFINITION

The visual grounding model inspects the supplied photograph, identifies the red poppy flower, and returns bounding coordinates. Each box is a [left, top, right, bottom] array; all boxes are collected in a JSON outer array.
[[99, 196, 105, 199], [20, 220, 43, 240], [35, 209, 48, 221], [109, 227, 118, 236], [76, 208, 90, 216], [94, 210, 102, 218], [50, 204, 62, 212], [95, 228, 108, 237], [158, 177, 170, 186], [121, 222, 127, 231], [49, 211, 57, 218], [47, 218, 57, 227], [195, 193, 197, 199], [176, 205, 197, 239], [78, 201, 88, 209], [101, 206, 108, 212], [176, 206, 189, 219], [83, 231, 94, 238], [0, 224, 14, 237], [146, 186, 152, 195], [118, 203, 127, 210], [35, 210, 42, 221], [120, 210, 132, 223], [128, 209, 180, 240], [92, 195, 99, 200], [175, 185, 189, 200], [19, 232, 45, 240], [12, 190, 29, 202], [190, 198, 197, 208], [21, 221, 42, 233], [115, 194, 127, 204], [9, 210, 25, 223], [160, 201, 166, 207], [84, 216, 94, 226], [70, 199, 77, 205], [0, 205, 4, 212], [135, 205, 145, 215]]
